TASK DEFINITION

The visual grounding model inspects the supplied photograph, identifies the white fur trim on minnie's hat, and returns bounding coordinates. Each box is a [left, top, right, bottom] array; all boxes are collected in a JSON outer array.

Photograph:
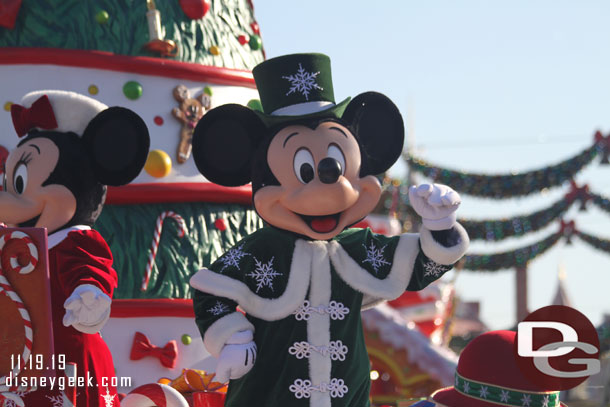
[[21, 90, 108, 136]]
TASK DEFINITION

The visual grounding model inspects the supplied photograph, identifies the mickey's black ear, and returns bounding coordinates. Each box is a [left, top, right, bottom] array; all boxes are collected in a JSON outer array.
[[82, 107, 150, 186], [342, 92, 404, 176], [192, 104, 266, 186]]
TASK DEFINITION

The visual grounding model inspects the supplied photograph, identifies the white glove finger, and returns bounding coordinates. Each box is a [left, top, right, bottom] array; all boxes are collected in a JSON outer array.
[[214, 367, 230, 384], [441, 190, 461, 206], [227, 330, 254, 345], [428, 188, 444, 207], [64, 299, 82, 312], [62, 310, 77, 327], [80, 290, 97, 307], [415, 184, 433, 198], [96, 293, 112, 308]]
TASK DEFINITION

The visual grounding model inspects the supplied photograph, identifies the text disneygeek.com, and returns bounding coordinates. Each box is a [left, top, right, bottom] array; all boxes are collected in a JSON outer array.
[[4, 373, 132, 391]]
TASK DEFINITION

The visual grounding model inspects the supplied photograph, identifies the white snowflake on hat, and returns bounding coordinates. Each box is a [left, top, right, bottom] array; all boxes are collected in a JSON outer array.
[[282, 63, 323, 100]]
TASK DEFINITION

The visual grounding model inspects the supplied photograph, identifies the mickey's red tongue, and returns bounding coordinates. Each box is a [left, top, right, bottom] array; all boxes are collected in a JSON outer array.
[[310, 216, 338, 233]]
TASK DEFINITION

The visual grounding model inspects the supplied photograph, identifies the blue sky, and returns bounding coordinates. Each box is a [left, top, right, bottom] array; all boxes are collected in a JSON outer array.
[[254, 0, 610, 329]]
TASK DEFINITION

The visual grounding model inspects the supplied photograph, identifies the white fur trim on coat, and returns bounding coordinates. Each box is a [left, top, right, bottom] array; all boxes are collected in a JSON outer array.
[[189, 239, 313, 321], [419, 223, 469, 266], [203, 312, 255, 358], [328, 233, 421, 302], [21, 90, 107, 136]]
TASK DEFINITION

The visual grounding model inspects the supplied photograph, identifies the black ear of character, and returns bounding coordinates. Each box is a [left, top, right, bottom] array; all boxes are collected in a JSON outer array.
[[342, 92, 404, 176], [82, 107, 150, 186], [192, 104, 266, 187]]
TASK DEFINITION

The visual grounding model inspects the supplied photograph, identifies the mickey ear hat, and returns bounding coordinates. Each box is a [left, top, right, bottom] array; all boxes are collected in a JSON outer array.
[[430, 330, 567, 407], [16, 90, 108, 137]]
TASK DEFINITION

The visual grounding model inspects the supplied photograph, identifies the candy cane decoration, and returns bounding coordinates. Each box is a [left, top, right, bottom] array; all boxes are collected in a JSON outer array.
[[0, 231, 37, 401], [0, 231, 38, 274], [141, 212, 187, 291]]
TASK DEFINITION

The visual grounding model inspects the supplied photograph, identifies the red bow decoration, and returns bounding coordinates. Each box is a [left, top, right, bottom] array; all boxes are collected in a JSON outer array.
[[0, 0, 22, 29], [130, 331, 178, 369], [10, 95, 58, 138], [594, 130, 610, 164], [559, 219, 576, 245], [565, 180, 590, 211]]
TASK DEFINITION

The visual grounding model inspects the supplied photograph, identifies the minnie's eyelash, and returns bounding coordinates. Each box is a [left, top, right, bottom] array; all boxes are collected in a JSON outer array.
[[17, 151, 33, 166]]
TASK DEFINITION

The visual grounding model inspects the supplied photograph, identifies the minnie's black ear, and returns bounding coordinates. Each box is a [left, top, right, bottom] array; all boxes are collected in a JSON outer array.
[[192, 104, 266, 186], [82, 107, 150, 186], [342, 92, 404, 176]]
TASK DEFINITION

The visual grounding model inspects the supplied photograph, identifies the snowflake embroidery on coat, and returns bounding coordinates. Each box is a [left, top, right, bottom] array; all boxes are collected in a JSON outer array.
[[500, 390, 510, 402], [246, 256, 281, 293], [423, 260, 449, 278], [362, 242, 390, 273], [46, 394, 64, 407], [218, 244, 250, 273], [3, 392, 27, 407], [208, 301, 230, 316], [521, 394, 532, 407], [282, 63, 323, 100], [102, 387, 116, 407]]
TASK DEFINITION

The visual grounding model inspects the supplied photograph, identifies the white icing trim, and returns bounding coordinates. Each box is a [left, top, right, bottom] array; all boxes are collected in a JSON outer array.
[[189, 239, 313, 321], [419, 223, 469, 266], [306, 241, 332, 407], [48, 225, 91, 249], [328, 233, 420, 302], [271, 101, 334, 116], [202, 312, 254, 358]]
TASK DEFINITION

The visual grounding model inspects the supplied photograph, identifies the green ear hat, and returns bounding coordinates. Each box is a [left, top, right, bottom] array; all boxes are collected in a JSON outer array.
[[251, 53, 351, 127]]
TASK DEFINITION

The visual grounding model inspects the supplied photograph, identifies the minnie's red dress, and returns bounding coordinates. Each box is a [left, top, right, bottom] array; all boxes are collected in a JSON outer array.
[[23, 226, 118, 407]]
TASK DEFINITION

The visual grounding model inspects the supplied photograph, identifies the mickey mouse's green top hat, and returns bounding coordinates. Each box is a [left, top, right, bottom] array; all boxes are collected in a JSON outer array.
[[251, 53, 351, 126]]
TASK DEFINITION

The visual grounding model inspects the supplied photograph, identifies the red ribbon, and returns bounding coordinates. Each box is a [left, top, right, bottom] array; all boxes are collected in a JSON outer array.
[[129, 331, 178, 369], [10, 95, 58, 138]]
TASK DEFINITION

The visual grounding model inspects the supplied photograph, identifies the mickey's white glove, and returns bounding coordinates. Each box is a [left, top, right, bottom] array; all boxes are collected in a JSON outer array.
[[214, 330, 257, 383], [409, 183, 461, 230], [63, 284, 112, 334]]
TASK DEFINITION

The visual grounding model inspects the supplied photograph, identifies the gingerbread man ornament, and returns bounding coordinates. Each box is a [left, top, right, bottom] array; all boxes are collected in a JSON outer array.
[[171, 85, 211, 163]]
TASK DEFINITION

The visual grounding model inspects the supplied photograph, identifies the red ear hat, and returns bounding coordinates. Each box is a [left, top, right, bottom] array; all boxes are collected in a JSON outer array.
[[11, 90, 108, 137], [431, 330, 566, 407]]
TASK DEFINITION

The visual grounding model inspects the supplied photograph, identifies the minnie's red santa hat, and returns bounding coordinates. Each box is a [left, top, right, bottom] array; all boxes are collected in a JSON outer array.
[[430, 330, 566, 407]]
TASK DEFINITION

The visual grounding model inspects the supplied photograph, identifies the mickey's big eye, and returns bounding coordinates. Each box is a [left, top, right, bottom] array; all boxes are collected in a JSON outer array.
[[327, 144, 346, 175], [13, 163, 28, 194], [293, 148, 315, 184]]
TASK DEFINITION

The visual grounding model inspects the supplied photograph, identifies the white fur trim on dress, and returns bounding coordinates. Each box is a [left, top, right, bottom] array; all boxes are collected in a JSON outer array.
[[202, 312, 255, 358], [419, 223, 469, 266], [21, 90, 107, 136], [189, 239, 313, 321], [329, 233, 421, 302]]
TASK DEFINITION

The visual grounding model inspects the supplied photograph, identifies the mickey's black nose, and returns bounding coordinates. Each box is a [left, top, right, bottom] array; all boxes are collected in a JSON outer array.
[[318, 157, 342, 184]]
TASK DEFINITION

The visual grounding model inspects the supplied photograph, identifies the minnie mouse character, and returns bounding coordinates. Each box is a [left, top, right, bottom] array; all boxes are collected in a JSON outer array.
[[189, 53, 469, 407], [0, 90, 149, 406]]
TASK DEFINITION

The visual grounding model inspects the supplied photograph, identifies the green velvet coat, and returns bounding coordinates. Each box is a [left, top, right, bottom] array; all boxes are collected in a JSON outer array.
[[190, 225, 468, 407]]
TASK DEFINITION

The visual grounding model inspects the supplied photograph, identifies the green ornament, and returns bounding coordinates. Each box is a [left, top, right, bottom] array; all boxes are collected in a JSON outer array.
[[246, 99, 263, 112], [203, 86, 213, 96], [249, 35, 262, 51], [123, 81, 143, 100], [181, 334, 192, 345], [95, 10, 109, 24]]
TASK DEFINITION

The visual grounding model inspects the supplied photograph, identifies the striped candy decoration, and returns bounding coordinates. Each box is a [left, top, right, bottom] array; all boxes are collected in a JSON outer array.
[[0, 231, 39, 274], [141, 212, 187, 291], [0, 231, 37, 401]]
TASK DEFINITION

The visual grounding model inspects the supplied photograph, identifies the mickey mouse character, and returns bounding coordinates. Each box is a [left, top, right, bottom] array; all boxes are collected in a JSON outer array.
[[189, 53, 469, 407], [0, 90, 149, 406]]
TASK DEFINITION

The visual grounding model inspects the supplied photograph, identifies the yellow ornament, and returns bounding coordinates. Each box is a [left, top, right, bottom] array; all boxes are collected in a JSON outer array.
[[4, 102, 12, 111], [209, 45, 220, 55], [88, 85, 99, 95], [145, 149, 172, 178]]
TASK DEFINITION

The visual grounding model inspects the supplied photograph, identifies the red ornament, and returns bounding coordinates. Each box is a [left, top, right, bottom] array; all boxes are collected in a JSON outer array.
[[214, 218, 227, 232], [153, 115, 164, 126], [179, 0, 210, 20], [0, 0, 22, 29], [250, 21, 260, 35], [238, 34, 249, 45]]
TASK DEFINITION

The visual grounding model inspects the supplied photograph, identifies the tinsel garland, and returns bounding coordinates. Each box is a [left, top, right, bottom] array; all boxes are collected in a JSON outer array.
[[463, 232, 562, 271], [459, 198, 573, 241], [575, 230, 610, 253], [406, 144, 600, 198]]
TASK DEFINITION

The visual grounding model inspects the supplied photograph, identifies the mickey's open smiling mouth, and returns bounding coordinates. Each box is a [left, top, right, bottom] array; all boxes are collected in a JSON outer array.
[[297, 212, 342, 234]]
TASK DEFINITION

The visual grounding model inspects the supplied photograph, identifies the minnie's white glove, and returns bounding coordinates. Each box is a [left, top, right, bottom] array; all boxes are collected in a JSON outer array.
[[409, 184, 461, 230], [214, 330, 257, 383], [62, 284, 112, 334]]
